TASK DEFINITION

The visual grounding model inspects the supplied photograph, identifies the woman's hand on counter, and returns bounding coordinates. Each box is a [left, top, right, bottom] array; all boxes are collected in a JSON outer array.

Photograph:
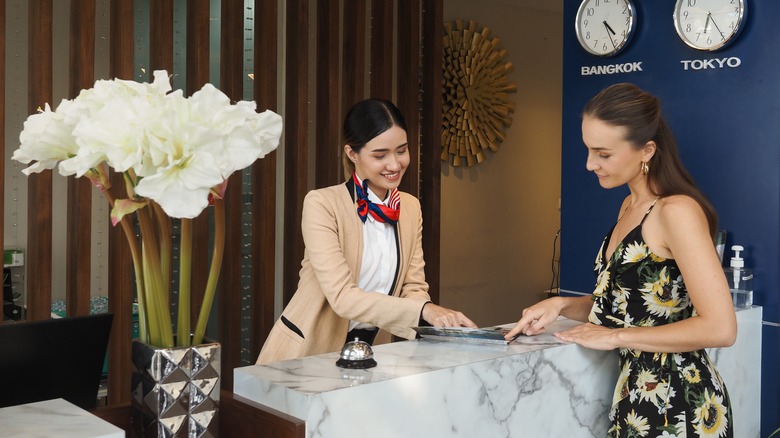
[[553, 323, 619, 350], [505, 295, 594, 340], [504, 297, 566, 339], [422, 303, 478, 328]]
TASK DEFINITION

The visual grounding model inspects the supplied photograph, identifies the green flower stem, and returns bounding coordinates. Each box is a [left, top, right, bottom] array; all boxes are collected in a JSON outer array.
[[151, 202, 172, 313], [140, 251, 162, 347], [177, 218, 193, 346], [93, 170, 148, 343], [120, 219, 148, 344], [138, 207, 174, 348], [193, 198, 225, 345]]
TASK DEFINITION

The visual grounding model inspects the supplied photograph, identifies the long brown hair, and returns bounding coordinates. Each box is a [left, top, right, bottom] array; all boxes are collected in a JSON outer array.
[[583, 83, 718, 237]]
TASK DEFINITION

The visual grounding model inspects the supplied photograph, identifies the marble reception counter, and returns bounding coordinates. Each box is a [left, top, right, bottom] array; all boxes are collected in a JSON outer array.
[[234, 307, 761, 438], [0, 398, 124, 438]]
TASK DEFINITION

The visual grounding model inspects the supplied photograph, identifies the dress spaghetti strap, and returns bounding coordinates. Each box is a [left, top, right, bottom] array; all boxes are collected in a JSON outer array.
[[638, 197, 660, 226]]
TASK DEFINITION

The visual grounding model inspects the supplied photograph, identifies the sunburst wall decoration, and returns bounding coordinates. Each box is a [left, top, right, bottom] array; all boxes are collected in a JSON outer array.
[[442, 19, 517, 167]]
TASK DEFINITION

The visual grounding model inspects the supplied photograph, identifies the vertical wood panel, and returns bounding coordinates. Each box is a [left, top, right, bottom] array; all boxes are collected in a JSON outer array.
[[0, 0, 5, 281], [396, 0, 421, 197], [420, 0, 442, 303], [186, 0, 211, 331], [282, 0, 308, 306], [26, 0, 54, 322], [149, 0, 174, 328], [186, 0, 210, 93], [315, 0, 341, 188], [219, 0, 245, 392], [341, 0, 366, 118], [370, 0, 394, 100], [250, 0, 278, 361], [66, 0, 96, 317], [150, 0, 173, 72], [106, 0, 135, 406]]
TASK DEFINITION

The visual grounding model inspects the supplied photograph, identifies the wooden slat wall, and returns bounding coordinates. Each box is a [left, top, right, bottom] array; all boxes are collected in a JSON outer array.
[[26, 0, 53, 321], [106, 0, 135, 407], [250, 0, 279, 361], [218, 0, 245, 392], [370, 0, 394, 101], [3, 0, 443, 409], [186, 0, 211, 329], [282, 0, 309, 305], [420, 0, 443, 303], [150, 0, 174, 74], [0, 0, 5, 265], [396, 0, 422, 197], [314, 0, 341, 188], [66, 0, 95, 318], [341, 0, 367, 123]]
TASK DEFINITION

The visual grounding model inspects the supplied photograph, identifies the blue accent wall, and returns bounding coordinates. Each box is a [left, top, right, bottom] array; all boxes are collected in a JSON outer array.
[[560, 0, 779, 433]]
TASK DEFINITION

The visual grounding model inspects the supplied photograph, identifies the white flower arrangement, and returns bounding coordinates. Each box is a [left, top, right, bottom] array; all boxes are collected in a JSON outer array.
[[12, 70, 283, 348]]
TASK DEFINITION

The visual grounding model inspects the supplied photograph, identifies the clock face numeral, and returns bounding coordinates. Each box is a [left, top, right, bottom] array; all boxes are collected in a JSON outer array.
[[674, 0, 746, 51], [576, 0, 636, 57]]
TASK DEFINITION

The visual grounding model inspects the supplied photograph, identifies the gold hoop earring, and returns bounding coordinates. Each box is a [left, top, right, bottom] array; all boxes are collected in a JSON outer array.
[[641, 161, 649, 175]]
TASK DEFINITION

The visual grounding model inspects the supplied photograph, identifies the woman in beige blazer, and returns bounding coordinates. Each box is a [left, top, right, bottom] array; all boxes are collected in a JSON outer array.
[[257, 99, 476, 364]]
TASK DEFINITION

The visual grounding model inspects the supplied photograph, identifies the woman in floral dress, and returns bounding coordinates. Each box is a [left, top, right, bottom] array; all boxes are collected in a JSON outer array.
[[505, 83, 736, 437]]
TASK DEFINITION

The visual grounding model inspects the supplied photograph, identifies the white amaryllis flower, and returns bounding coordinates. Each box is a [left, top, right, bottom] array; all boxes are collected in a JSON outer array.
[[12, 103, 78, 175], [132, 99, 228, 218], [187, 83, 283, 178], [130, 83, 283, 218], [12, 70, 283, 220], [66, 72, 175, 177]]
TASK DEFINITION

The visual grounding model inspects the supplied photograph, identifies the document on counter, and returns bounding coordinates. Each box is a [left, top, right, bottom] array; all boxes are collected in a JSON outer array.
[[413, 326, 519, 345]]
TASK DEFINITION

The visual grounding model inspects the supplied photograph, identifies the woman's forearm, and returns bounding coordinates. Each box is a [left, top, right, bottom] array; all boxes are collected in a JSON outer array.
[[558, 295, 594, 322]]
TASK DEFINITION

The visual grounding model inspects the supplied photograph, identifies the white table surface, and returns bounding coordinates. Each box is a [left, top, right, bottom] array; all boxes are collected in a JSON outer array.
[[0, 398, 124, 438]]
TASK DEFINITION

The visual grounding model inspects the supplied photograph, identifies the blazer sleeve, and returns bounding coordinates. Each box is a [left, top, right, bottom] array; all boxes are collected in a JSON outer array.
[[301, 189, 427, 338]]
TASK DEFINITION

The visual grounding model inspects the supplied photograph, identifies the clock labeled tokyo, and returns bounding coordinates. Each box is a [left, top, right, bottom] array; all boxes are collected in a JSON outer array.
[[575, 0, 636, 57], [674, 0, 746, 51]]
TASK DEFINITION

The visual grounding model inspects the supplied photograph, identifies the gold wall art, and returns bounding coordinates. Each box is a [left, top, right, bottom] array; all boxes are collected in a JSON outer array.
[[442, 19, 517, 167]]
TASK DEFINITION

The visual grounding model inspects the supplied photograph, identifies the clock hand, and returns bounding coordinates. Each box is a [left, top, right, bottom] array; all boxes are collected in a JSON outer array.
[[708, 14, 727, 40], [603, 21, 617, 49], [604, 21, 617, 36], [703, 12, 711, 34]]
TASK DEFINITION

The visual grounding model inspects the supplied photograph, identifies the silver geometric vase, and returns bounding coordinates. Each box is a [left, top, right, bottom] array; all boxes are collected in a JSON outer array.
[[131, 339, 221, 437]]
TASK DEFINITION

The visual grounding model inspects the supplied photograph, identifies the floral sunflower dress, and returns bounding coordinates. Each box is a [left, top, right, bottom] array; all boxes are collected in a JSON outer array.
[[588, 200, 733, 438]]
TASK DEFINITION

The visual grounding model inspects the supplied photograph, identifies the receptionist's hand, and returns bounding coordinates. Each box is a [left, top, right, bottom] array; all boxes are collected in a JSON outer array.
[[422, 303, 478, 328], [504, 297, 566, 339]]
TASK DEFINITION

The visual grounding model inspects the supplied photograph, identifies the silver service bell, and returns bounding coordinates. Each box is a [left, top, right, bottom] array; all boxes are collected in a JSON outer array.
[[335, 337, 377, 369]]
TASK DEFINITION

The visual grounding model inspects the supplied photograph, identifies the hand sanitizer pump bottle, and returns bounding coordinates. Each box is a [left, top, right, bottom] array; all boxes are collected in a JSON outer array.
[[725, 245, 753, 308]]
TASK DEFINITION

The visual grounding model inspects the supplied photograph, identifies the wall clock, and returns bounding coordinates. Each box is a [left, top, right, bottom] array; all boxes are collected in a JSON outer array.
[[575, 0, 637, 57], [442, 19, 517, 167], [673, 0, 746, 51]]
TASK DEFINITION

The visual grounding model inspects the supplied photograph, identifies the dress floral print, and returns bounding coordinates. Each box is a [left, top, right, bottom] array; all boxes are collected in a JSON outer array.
[[588, 204, 733, 438]]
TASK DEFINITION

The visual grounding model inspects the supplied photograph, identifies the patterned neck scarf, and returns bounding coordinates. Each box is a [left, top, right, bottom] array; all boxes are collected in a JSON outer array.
[[353, 172, 400, 224]]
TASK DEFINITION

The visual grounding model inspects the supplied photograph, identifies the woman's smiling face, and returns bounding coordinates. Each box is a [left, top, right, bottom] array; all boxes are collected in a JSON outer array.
[[346, 125, 409, 198]]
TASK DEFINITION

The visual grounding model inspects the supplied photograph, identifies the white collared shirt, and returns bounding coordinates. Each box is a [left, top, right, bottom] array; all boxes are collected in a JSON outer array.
[[349, 180, 398, 331]]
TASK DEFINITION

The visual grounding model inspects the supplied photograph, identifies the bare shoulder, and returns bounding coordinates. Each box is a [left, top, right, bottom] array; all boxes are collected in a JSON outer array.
[[643, 195, 709, 258], [654, 195, 712, 253], [656, 195, 706, 223]]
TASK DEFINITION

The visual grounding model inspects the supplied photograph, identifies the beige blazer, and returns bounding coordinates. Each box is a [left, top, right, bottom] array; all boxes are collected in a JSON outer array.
[[256, 181, 430, 364]]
